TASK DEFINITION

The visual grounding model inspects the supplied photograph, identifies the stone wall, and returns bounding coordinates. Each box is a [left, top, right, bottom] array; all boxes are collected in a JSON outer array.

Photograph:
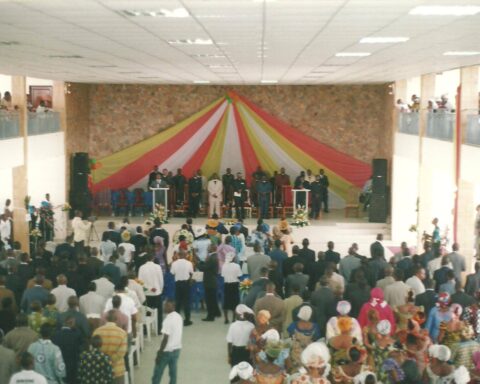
[[65, 83, 90, 155], [75, 83, 393, 164]]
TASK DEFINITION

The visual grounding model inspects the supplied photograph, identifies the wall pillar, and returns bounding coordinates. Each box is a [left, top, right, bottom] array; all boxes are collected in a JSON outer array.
[[458, 66, 479, 270], [11, 76, 29, 251]]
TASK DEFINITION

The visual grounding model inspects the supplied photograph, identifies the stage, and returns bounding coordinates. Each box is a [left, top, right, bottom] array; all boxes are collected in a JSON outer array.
[[85, 209, 395, 262]]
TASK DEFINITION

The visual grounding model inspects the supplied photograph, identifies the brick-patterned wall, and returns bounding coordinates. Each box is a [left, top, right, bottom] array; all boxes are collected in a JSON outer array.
[[65, 83, 90, 155], [81, 84, 393, 164]]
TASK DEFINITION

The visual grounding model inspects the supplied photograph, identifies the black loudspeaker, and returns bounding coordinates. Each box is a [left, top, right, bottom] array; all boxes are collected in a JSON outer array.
[[372, 158, 387, 194], [72, 152, 90, 175], [369, 194, 387, 223]]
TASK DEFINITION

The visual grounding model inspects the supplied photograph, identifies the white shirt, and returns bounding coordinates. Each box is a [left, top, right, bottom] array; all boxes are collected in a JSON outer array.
[[170, 259, 194, 282], [100, 240, 116, 262], [9, 370, 47, 384], [208, 179, 223, 198], [71, 217, 91, 243], [221, 262, 243, 283], [161, 311, 183, 351], [119, 242, 135, 264], [0, 219, 11, 241], [51, 285, 77, 312], [138, 261, 164, 297], [128, 279, 146, 305], [104, 293, 138, 334], [92, 277, 115, 299], [79, 291, 106, 316], [226, 320, 255, 347], [193, 238, 210, 262], [405, 275, 426, 296]]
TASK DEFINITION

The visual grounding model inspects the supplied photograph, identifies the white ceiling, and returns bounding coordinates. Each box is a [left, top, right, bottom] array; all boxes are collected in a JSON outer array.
[[0, 0, 479, 84]]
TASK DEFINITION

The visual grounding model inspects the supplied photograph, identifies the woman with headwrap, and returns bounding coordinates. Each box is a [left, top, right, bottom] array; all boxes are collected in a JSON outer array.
[[287, 305, 321, 372], [425, 292, 453, 343], [399, 320, 431, 375], [394, 291, 425, 331], [153, 236, 167, 273], [353, 372, 379, 384], [222, 251, 243, 324], [227, 304, 256, 366], [331, 346, 370, 383], [462, 289, 480, 342], [424, 344, 458, 383], [380, 343, 407, 384], [358, 288, 396, 335], [361, 310, 379, 367], [256, 329, 291, 371], [230, 361, 255, 383], [248, 310, 273, 362], [254, 339, 286, 384], [438, 303, 465, 350], [371, 320, 395, 382], [329, 317, 362, 370], [326, 301, 363, 343], [288, 342, 332, 384]]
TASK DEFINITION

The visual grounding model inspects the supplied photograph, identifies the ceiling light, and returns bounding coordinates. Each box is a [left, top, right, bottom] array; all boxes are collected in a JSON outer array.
[[118, 71, 141, 74], [89, 65, 117, 68], [261, 80, 277, 84], [312, 65, 346, 72], [409, 5, 480, 16], [48, 55, 83, 59], [443, 51, 480, 56], [0, 41, 19, 46], [194, 80, 210, 84], [335, 52, 371, 57], [168, 39, 214, 45], [191, 54, 226, 58], [208, 65, 233, 69], [304, 74, 327, 78], [360, 37, 409, 44], [137, 76, 162, 79], [122, 8, 189, 18]]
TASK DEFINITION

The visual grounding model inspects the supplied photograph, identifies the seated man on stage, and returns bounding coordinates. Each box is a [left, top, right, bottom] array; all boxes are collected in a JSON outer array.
[[208, 173, 223, 218]]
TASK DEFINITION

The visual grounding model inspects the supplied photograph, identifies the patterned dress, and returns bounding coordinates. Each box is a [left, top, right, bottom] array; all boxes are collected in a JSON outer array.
[[77, 347, 114, 384], [463, 304, 480, 341]]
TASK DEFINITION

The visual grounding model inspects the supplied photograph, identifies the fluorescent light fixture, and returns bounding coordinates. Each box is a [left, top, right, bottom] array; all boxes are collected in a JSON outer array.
[[48, 55, 83, 59], [123, 8, 189, 18], [443, 51, 480, 56], [89, 65, 117, 68], [0, 41, 19, 46], [261, 80, 277, 84], [137, 76, 162, 79], [335, 52, 371, 57], [409, 5, 480, 16], [118, 71, 141, 74], [191, 54, 226, 58], [360, 37, 409, 43], [168, 38, 214, 45], [208, 65, 233, 69], [313, 65, 346, 72], [194, 80, 210, 84]]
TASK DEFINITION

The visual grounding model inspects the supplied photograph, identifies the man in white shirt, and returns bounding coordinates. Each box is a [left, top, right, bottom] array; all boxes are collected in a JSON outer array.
[[208, 174, 223, 217], [170, 250, 194, 326], [71, 210, 91, 256], [384, 269, 412, 307], [226, 304, 255, 366], [128, 271, 146, 306], [93, 275, 115, 300], [139, 253, 164, 333], [118, 231, 135, 265], [0, 214, 12, 248], [104, 279, 138, 337], [51, 274, 77, 312], [79, 282, 106, 317], [9, 351, 48, 384], [151, 300, 183, 384], [405, 266, 426, 297], [193, 228, 210, 262]]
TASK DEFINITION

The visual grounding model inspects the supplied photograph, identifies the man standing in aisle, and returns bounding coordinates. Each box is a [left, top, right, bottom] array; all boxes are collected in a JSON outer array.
[[318, 169, 330, 213], [188, 171, 202, 218], [233, 172, 247, 220], [139, 253, 164, 334], [222, 168, 235, 205], [208, 173, 223, 218], [151, 300, 183, 384], [257, 176, 272, 219], [170, 250, 194, 326], [71, 210, 91, 256]]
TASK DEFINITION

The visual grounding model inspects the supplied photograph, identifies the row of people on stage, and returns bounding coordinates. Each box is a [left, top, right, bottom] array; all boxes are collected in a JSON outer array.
[[148, 166, 331, 219]]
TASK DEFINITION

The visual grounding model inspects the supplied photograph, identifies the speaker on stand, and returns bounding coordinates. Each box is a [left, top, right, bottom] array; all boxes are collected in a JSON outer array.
[[70, 152, 92, 218], [369, 158, 388, 223]]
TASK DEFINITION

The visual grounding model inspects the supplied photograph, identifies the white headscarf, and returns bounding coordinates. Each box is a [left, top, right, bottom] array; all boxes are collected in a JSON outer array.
[[354, 371, 378, 384], [298, 306, 312, 321], [428, 344, 451, 362], [261, 329, 280, 342], [453, 366, 470, 384], [336, 300, 351, 316], [301, 342, 331, 377], [229, 362, 254, 380], [376, 319, 391, 336]]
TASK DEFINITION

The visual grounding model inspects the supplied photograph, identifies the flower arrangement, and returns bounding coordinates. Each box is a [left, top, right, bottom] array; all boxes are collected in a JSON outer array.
[[224, 219, 237, 226], [173, 228, 194, 246], [149, 203, 169, 224], [30, 228, 42, 237], [239, 279, 253, 293], [62, 203, 72, 212], [291, 206, 310, 227], [408, 224, 417, 232]]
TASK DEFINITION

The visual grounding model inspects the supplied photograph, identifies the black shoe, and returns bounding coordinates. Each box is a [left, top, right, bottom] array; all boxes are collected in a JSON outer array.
[[202, 318, 214, 322], [224, 319, 229, 324], [184, 320, 193, 326], [324, 210, 329, 213]]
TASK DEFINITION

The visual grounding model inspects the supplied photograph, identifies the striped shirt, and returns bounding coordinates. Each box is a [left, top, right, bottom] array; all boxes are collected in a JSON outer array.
[[92, 322, 128, 378]]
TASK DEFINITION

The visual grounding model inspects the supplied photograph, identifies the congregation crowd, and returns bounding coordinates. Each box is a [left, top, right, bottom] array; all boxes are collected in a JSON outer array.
[[2, 204, 480, 383]]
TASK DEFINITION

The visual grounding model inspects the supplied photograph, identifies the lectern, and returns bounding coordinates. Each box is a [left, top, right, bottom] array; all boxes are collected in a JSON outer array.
[[291, 189, 310, 215]]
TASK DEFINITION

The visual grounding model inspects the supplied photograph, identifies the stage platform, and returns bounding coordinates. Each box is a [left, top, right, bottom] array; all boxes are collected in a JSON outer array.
[[86, 209, 396, 261]]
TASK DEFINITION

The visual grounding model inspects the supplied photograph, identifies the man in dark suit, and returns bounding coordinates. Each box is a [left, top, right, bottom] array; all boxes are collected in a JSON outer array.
[[283, 246, 306, 278], [309, 251, 328, 291], [325, 241, 340, 266], [173, 168, 187, 205], [244, 268, 270, 308], [285, 263, 309, 298], [232, 173, 247, 220], [299, 239, 315, 266], [465, 262, 480, 296], [370, 234, 385, 259], [318, 169, 330, 213], [188, 171, 202, 218], [451, 281, 475, 311], [310, 276, 336, 336], [20, 275, 49, 313], [433, 256, 453, 291], [149, 219, 169, 251], [148, 165, 159, 188], [198, 245, 221, 321], [222, 168, 235, 204], [414, 279, 437, 321], [253, 282, 284, 333], [103, 222, 121, 246]]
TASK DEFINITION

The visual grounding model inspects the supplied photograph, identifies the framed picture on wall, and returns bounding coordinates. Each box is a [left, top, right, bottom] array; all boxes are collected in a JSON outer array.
[[29, 85, 53, 109]]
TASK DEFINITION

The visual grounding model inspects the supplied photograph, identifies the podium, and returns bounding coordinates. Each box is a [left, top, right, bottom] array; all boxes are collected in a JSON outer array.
[[150, 188, 170, 217], [291, 189, 310, 215]]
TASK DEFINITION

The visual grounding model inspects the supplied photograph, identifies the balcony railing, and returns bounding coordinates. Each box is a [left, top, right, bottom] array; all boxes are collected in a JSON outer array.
[[466, 115, 480, 146], [27, 111, 60, 136], [426, 111, 455, 141], [0, 110, 20, 140], [398, 111, 419, 135]]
